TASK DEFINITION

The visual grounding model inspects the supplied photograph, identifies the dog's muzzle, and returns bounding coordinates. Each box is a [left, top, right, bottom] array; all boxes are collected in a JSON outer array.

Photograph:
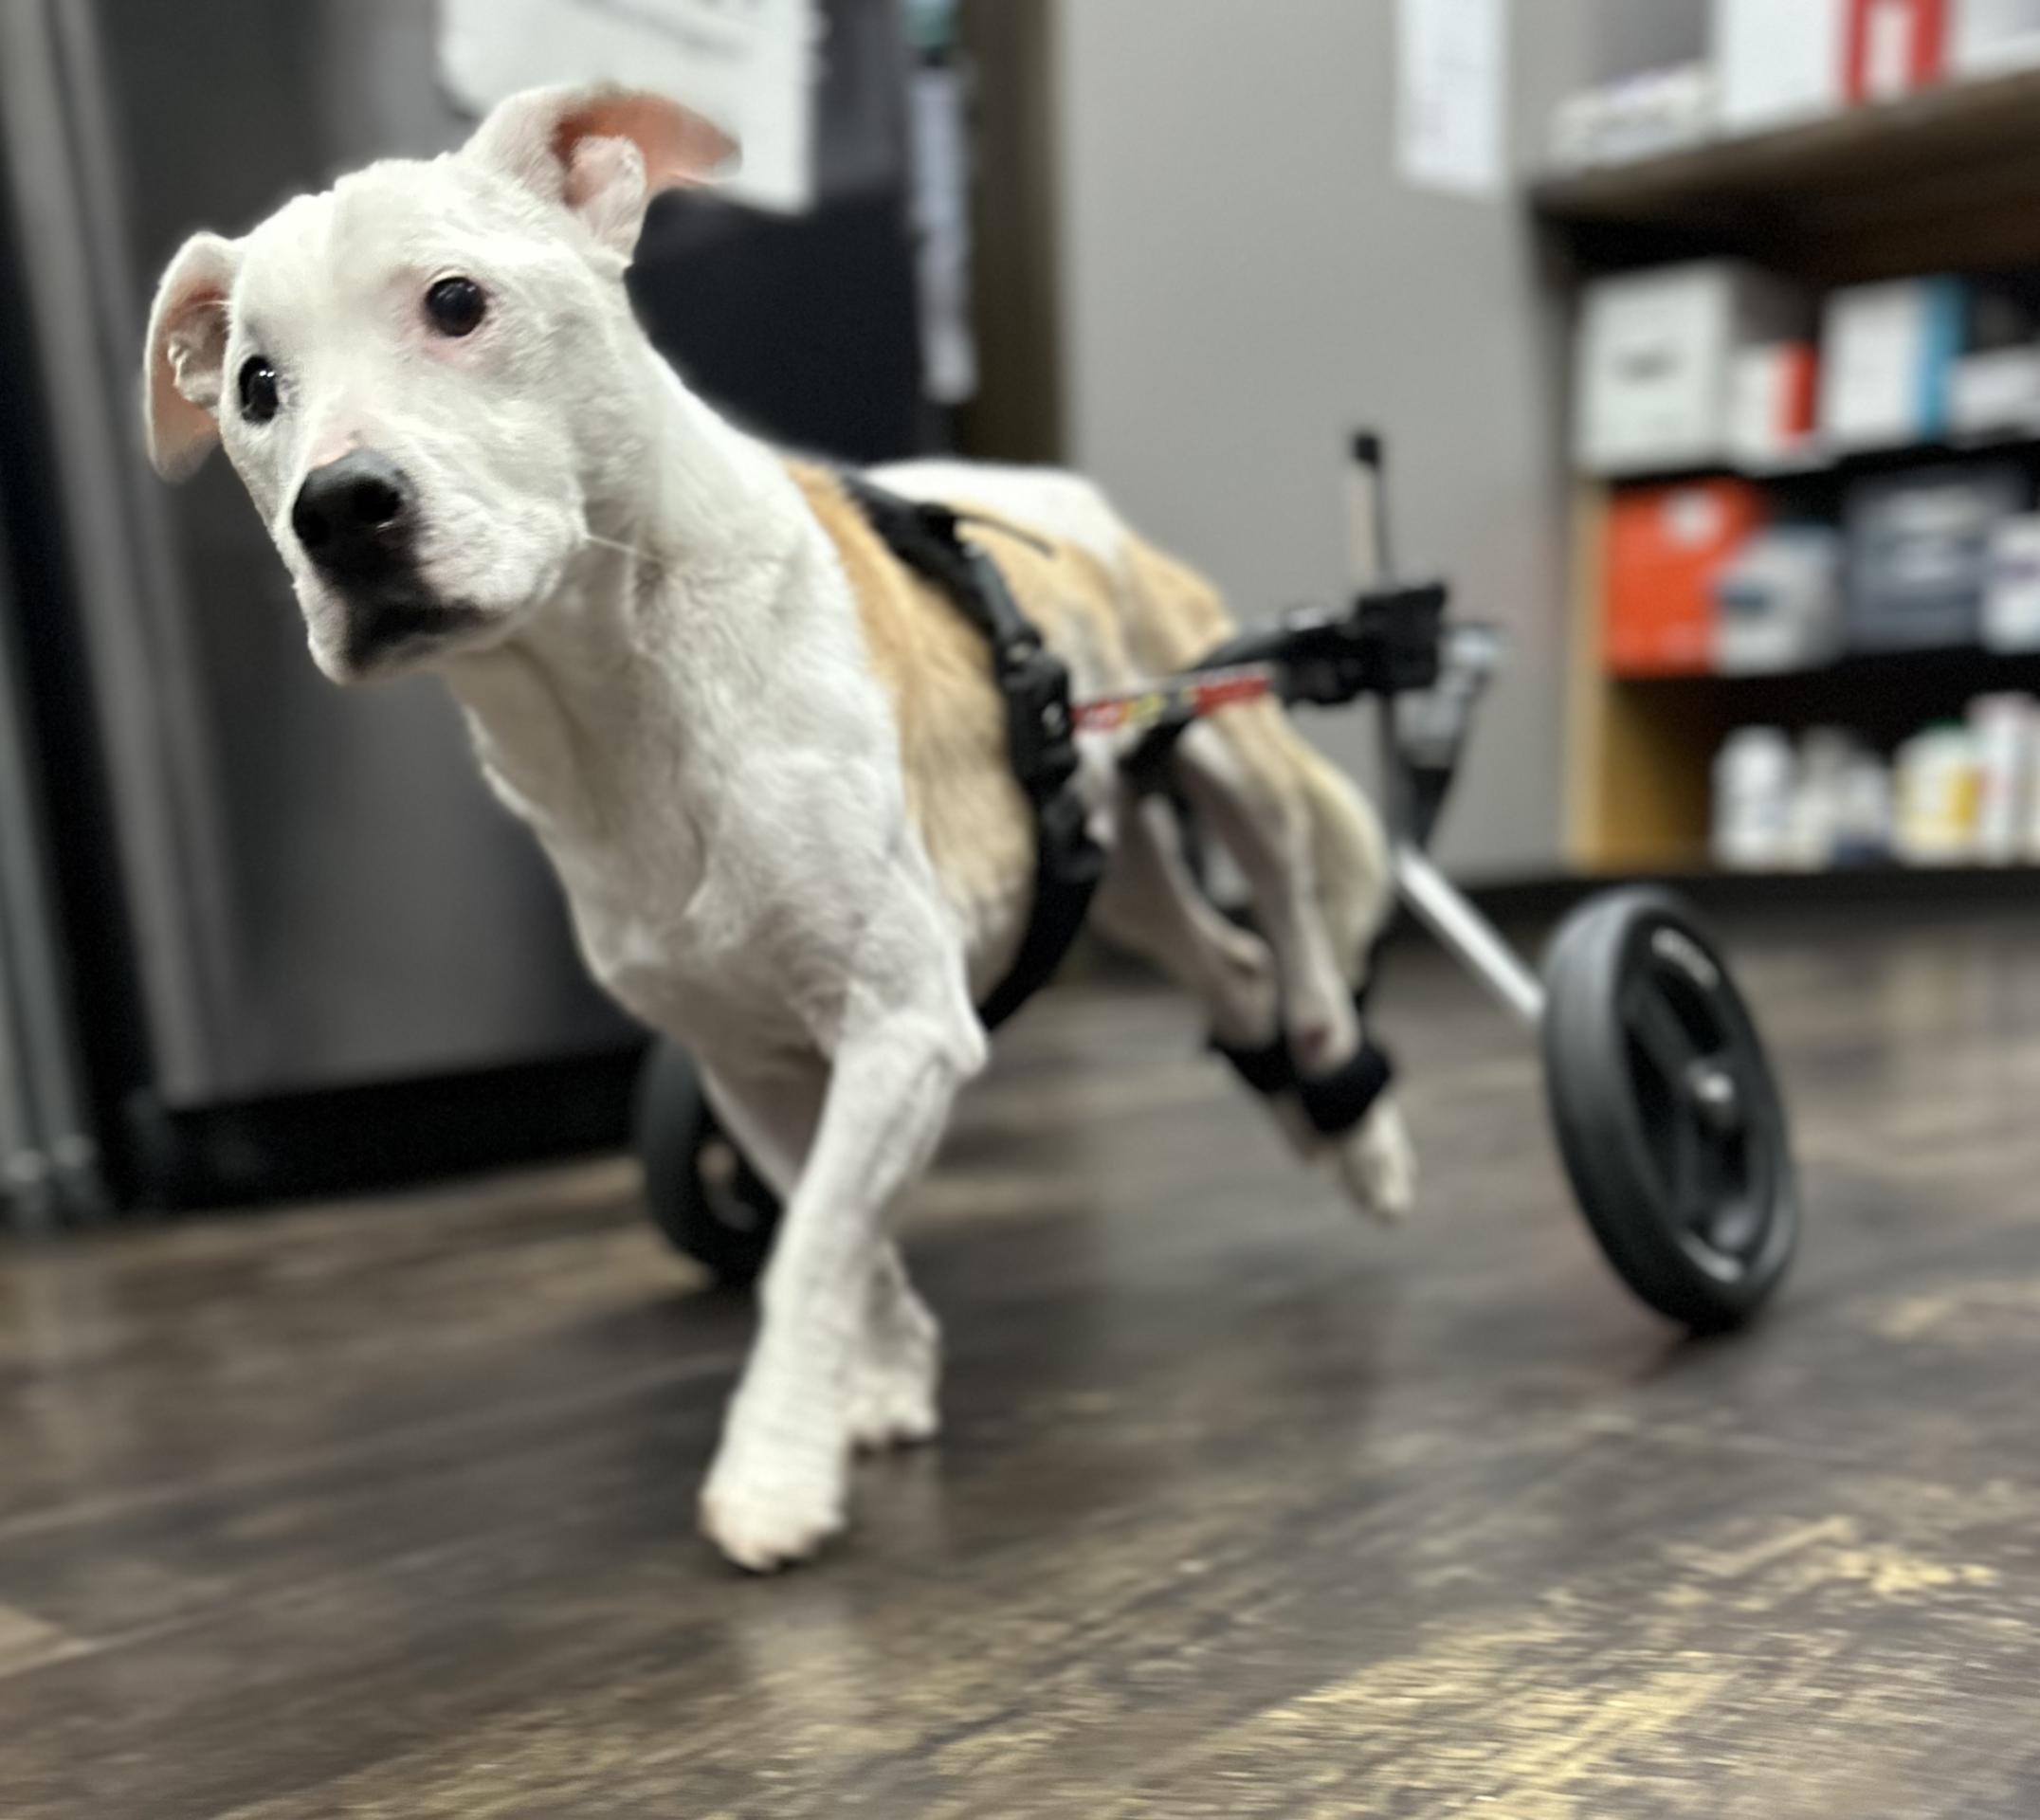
[[293, 451, 482, 672]]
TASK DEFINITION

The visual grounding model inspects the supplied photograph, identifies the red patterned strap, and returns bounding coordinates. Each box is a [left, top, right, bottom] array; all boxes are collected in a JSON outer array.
[[1070, 664, 1275, 735]]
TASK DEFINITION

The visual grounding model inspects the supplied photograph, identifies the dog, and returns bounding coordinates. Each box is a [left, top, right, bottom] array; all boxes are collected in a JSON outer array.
[[143, 83, 1416, 1571]]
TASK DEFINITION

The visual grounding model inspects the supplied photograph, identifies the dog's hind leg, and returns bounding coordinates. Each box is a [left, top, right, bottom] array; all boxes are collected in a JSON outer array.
[[1091, 788, 1280, 1047], [1171, 711, 1416, 1223], [1090, 786, 1332, 1158]]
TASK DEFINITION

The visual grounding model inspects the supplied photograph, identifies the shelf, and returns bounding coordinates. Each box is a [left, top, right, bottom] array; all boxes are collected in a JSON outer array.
[[1530, 65, 2040, 278], [1594, 428, 2040, 490], [1591, 649, 2040, 785], [1474, 862, 2040, 923], [1607, 645, 2040, 687], [1540, 72, 2040, 873], [1570, 859, 2040, 904]]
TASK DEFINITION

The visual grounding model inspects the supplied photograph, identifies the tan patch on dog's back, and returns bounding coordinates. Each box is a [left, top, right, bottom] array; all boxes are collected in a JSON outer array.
[[789, 461, 1258, 986], [790, 464, 1038, 974]]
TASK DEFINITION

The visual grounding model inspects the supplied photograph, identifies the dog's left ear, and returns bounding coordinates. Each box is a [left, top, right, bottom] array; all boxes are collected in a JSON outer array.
[[464, 85, 738, 257]]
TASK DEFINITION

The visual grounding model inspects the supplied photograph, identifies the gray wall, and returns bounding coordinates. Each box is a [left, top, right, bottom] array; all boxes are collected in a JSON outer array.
[[1048, 0, 1705, 879]]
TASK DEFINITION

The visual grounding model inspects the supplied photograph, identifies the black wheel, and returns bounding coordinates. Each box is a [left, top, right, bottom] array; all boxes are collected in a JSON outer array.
[[1541, 888, 1798, 1332], [632, 1038, 782, 1286]]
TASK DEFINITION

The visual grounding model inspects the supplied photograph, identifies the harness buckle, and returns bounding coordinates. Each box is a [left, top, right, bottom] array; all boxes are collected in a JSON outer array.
[[996, 638, 1081, 806]]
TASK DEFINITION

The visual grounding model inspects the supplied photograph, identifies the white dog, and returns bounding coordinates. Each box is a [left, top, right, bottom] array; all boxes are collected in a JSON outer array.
[[143, 84, 1415, 1571]]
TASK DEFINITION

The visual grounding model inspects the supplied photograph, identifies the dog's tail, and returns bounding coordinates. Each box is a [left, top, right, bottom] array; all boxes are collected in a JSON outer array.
[[1279, 724, 1394, 983]]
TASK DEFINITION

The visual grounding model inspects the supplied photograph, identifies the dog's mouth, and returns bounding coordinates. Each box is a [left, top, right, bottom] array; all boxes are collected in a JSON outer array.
[[339, 591, 491, 678]]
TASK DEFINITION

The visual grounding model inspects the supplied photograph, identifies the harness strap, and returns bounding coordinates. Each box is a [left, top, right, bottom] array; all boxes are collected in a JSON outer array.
[[1297, 1040, 1395, 1137], [1211, 992, 1396, 1138], [1211, 1032, 1295, 1098], [979, 788, 1105, 1032], [839, 473, 1104, 1032]]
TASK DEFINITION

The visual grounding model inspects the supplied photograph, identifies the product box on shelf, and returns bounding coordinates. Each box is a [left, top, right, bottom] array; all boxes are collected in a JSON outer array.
[[1983, 514, 2040, 648], [1818, 277, 1967, 452], [1547, 64, 1714, 169], [1712, 0, 1850, 133], [1716, 525, 1847, 673], [1847, 0, 1949, 101], [1845, 460, 2030, 650], [1949, 347, 2040, 437], [1728, 342, 1821, 468], [1951, 0, 2040, 73], [1576, 263, 1810, 476], [1605, 479, 1767, 676], [1947, 281, 2040, 434]]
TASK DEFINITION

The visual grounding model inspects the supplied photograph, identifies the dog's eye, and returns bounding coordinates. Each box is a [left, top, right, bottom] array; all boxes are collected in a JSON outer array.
[[238, 356, 281, 425], [425, 276, 487, 337]]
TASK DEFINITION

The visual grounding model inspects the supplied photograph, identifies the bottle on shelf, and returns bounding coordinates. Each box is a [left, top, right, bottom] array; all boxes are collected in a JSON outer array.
[[1894, 722, 1985, 864], [1970, 693, 2037, 864], [1713, 727, 1799, 870]]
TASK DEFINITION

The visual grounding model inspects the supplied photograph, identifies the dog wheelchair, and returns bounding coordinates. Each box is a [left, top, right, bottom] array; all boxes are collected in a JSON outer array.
[[634, 435, 1799, 1333]]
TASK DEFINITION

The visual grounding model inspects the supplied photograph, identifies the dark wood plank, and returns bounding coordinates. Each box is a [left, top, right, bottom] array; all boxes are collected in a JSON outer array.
[[2, 907, 2038, 1816]]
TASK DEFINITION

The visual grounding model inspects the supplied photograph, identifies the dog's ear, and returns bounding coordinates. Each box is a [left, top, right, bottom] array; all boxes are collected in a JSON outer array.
[[143, 231, 241, 482], [464, 85, 738, 257]]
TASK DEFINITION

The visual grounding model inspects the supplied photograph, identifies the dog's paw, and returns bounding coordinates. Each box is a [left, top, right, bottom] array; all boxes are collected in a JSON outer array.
[[700, 1413, 850, 1574], [1332, 1094, 1418, 1226], [847, 1309, 941, 1452]]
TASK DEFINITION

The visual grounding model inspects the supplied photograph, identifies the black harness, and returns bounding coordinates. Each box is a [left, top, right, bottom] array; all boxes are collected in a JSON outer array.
[[840, 475, 1104, 1031], [840, 472, 1393, 1137]]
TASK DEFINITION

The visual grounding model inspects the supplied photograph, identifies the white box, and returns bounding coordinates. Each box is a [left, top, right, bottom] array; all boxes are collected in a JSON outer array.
[[1984, 516, 2040, 650], [1716, 527, 1846, 673], [1575, 262, 1808, 476], [1817, 278, 1966, 452], [1712, 0, 1849, 134], [1954, 0, 2040, 73], [1950, 347, 2040, 437], [1547, 64, 1714, 170]]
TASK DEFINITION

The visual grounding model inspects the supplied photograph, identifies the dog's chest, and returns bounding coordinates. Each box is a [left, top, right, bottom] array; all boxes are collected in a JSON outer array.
[[537, 798, 792, 1042], [538, 736, 914, 1055], [577, 895, 775, 1038]]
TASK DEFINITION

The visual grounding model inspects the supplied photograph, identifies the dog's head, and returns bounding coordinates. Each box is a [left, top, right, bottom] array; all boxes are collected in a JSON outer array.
[[142, 86, 735, 682]]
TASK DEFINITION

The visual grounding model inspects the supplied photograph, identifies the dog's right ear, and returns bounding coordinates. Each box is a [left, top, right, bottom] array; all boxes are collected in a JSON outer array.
[[463, 84, 738, 259], [143, 231, 241, 482]]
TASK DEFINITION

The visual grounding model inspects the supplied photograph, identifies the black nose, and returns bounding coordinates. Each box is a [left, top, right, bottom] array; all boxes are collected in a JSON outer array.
[[292, 450, 415, 578]]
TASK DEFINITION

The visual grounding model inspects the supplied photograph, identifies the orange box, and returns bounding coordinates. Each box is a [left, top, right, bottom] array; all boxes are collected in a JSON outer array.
[[1603, 480, 1767, 677]]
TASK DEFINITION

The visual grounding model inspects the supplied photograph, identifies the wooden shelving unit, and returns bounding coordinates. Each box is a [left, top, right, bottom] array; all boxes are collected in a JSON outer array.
[[1535, 67, 2040, 876], [1533, 64, 2040, 281]]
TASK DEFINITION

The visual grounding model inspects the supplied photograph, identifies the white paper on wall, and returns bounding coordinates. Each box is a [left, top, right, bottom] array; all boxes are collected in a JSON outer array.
[[1395, 0, 1508, 201], [908, 64, 975, 405], [440, 0, 816, 214]]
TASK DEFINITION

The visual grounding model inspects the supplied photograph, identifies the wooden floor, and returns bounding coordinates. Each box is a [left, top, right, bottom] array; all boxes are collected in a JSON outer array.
[[5, 906, 2040, 1817]]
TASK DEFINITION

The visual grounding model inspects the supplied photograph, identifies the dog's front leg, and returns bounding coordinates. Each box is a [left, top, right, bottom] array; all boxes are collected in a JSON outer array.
[[701, 965, 983, 1572]]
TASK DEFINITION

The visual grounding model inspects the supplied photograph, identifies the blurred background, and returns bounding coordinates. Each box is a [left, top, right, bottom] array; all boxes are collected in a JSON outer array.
[[0, 0, 2036, 1214]]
